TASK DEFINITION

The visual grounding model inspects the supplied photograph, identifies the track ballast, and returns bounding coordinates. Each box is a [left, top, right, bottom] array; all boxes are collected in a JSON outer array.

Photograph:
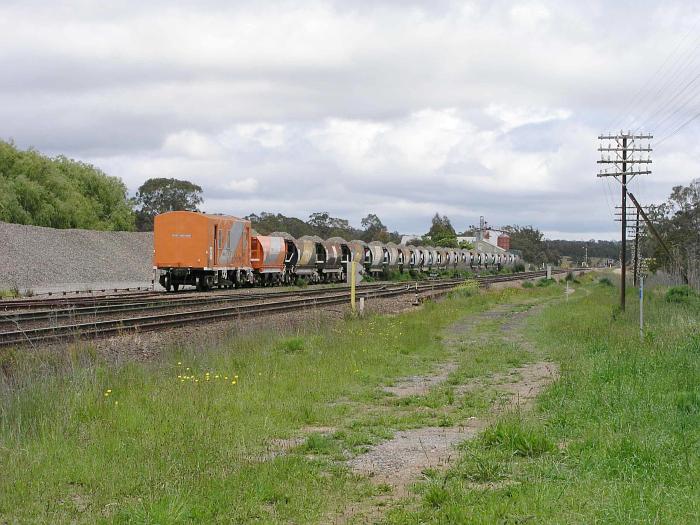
[[0, 270, 575, 347]]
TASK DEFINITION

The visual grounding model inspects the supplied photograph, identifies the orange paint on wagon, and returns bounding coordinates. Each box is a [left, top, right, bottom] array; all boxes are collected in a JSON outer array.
[[250, 235, 286, 273], [153, 211, 251, 270]]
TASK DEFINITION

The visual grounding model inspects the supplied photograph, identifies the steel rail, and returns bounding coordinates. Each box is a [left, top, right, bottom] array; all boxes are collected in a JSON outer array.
[[0, 270, 572, 347], [0, 269, 561, 311], [0, 281, 432, 346], [0, 270, 557, 323], [0, 282, 403, 325]]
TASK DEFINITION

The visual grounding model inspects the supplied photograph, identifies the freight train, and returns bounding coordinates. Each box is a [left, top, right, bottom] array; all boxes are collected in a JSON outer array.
[[153, 211, 520, 291]]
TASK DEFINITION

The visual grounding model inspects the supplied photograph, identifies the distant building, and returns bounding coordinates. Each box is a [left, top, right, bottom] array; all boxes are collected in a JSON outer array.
[[497, 234, 511, 250]]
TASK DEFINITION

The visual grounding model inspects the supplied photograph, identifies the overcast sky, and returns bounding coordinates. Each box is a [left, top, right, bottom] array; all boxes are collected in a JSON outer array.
[[2, 0, 700, 239]]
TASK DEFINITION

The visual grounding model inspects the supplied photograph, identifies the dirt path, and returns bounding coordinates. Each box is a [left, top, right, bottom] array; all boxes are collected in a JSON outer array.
[[334, 298, 559, 524]]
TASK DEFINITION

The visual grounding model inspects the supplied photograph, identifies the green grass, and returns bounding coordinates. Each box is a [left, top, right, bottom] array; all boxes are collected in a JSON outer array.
[[386, 275, 700, 524], [0, 281, 566, 523], [9, 273, 691, 523]]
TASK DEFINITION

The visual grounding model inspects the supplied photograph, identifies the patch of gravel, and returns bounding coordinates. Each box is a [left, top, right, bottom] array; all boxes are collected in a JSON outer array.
[[0, 221, 153, 292], [347, 424, 482, 493], [383, 361, 458, 398], [455, 361, 560, 405]]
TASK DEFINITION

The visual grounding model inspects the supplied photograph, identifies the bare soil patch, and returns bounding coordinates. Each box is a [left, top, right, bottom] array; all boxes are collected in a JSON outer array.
[[347, 423, 482, 492]]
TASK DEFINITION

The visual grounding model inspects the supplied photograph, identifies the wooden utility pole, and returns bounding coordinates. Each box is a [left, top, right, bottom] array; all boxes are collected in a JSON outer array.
[[633, 207, 640, 287], [615, 204, 647, 287], [598, 132, 653, 311]]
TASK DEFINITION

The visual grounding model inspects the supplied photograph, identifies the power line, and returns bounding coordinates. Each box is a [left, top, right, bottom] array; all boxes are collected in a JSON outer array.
[[634, 69, 700, 133], [656, 109, 700, 145], [611, 17, 700, 133], [606, 20, 700, 131]]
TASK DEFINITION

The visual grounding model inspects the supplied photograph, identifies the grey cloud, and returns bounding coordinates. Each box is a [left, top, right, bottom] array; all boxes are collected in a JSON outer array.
[[1, 0, 698, 239]]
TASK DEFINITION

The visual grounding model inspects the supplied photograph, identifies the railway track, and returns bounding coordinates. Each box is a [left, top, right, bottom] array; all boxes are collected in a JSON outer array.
[[0, 270, 572, 347]]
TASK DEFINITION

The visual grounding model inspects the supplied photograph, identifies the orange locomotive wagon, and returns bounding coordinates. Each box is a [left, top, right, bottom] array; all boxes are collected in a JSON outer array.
[[153, 211, 252, 291]]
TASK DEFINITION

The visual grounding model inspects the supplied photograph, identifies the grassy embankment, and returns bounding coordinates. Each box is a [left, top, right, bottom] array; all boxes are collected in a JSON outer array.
[[2, 274, 697, 523], [0, 278, 563, 523], [386, 278, 700, 523]]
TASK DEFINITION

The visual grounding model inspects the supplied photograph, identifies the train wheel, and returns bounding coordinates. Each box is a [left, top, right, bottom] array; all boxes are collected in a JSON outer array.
[[164, 274, 172, 292], [173, 283, 179, 292]]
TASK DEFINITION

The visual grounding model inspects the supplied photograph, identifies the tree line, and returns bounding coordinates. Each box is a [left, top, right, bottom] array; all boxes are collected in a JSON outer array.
[[245, 211, 403, 243], [2, 140, 653, 267], [645, 179, 699, 283], [0, 140, 135, 230]]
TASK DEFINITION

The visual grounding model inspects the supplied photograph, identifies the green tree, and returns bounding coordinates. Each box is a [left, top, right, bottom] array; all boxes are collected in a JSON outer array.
[[133, 178, 203, 231], [0, 140, 135, 230], [503, 225, 556, 265], [361, 213, 390, 242], [646, 178, 700, 276], [246, 212, 314, 238], [427, 213, 458, 246]]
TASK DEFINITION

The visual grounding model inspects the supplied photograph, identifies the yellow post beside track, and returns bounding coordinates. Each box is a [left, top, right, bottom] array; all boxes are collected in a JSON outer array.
[[350, 261, 356, 312]]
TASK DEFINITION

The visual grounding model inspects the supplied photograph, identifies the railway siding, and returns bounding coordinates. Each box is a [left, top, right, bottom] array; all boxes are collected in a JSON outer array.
[[0, 271, 578, 347]]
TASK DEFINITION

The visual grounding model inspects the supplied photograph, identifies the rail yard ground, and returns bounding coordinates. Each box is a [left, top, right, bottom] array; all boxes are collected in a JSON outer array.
[[1, 273, 698, 523]]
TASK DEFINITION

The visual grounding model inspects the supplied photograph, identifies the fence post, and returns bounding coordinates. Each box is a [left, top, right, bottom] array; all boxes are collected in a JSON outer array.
[[639, 275, 644, 340]]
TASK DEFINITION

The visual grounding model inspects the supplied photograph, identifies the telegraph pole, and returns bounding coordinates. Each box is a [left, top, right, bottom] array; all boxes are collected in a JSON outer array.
[[633, 207, 640, 287], [598, 132, 652, 311], [615, 205, 646, 287]]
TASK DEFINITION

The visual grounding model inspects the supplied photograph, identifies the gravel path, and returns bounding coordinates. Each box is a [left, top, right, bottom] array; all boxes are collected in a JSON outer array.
[[0, 221, 153, 292]]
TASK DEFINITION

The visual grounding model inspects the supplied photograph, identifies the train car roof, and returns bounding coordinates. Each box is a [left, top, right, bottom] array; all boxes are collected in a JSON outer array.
[[157, 210, 246, 221]]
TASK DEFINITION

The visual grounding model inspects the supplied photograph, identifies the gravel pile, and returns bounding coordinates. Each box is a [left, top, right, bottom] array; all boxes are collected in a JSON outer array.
[[0, 221, 153, 291]]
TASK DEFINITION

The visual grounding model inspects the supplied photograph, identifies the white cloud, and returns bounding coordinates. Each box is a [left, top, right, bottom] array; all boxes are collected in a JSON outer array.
[[310, 109, 471, 175], [162, 130, 224, 158], [225, 177, 259, 193], [234, 123, 286, 149], [484, 104, 572, 132], [509, 2, 551, 29]]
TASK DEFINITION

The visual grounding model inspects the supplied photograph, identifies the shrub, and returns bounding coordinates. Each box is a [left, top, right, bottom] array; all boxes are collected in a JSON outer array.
[[513, 262, 526, 273], [665, 285, 698, 304], [424, 483, 450, 508], [277, 337, 305, 353], [456, 450, 506, 482], [522, 281, 534, 289], [598, 277, 614, 287], [537, 278, 554, 287], [299, 433, 336, 454], [481, 418, 556, 457]]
